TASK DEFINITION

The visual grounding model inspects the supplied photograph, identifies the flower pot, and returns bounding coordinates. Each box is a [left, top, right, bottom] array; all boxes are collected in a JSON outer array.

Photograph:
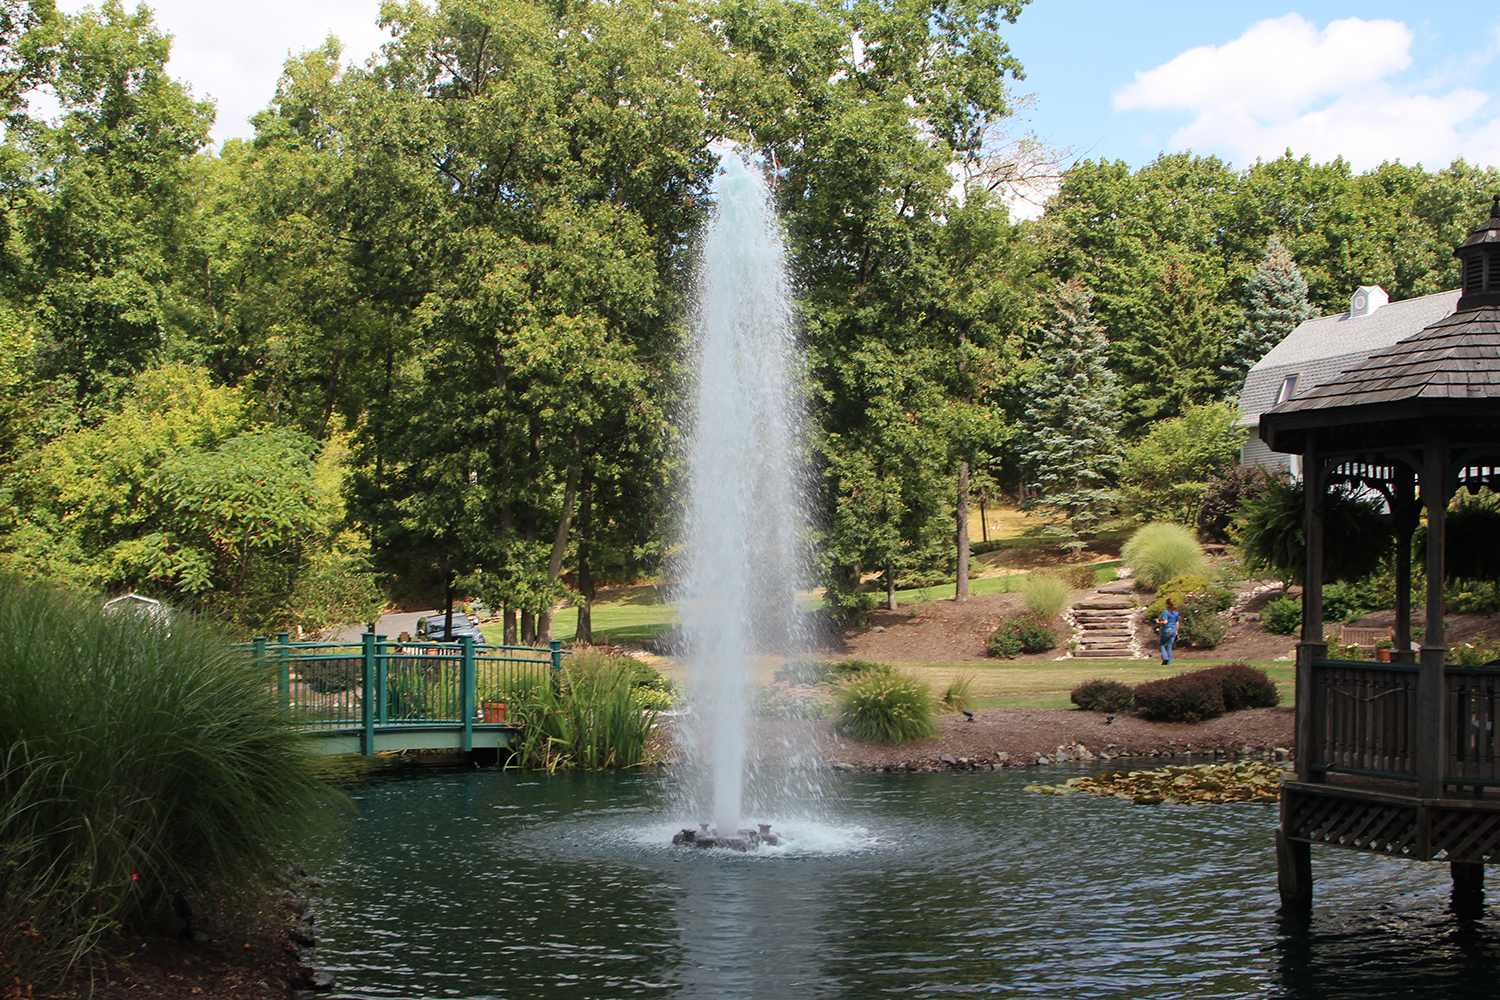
[[1375, 648, 1392, 662], [481, 701, 507, 723]]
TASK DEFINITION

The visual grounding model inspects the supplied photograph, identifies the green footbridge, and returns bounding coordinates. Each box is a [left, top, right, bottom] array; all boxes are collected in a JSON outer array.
[[246, 634, 564, 755]]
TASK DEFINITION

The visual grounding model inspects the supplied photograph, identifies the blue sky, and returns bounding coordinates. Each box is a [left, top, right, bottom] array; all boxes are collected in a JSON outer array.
[[1002, 2, 1500, 173], [47, 0, 1500, 183]]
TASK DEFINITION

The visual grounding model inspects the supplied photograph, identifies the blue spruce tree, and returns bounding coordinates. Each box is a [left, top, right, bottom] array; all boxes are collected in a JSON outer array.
[[1222, 235, 1317, 383]]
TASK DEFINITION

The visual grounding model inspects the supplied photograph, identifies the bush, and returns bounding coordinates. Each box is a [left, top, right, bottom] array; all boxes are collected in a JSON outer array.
[[1133, 672, 1226, 722], [1448, 635, 1500, 667], [1064, 565, 1101, 589], [940, 672, 976, 713], [774, 658, 834, 684], [1178, 592, 1228, 648], [986, 614, 1059, 658], [1071, 679, 1134, 712], [1263, 596, 1301, 635], [833, 670, 939, 744], [1202, 663, 1281, 710], [1021, 573, 1072, 618], [1122, 523, 1207, 590], [0, 576, 333, 982], [1197, 464, 1272, 543], [1235, 475, 1392, 585], [1147, 575, 1232, 618], [506, 653, 664, 770]]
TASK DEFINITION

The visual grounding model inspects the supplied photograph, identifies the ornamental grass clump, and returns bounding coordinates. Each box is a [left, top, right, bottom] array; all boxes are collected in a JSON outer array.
[[0, 575, 334, 984], [505, 651, 664, 770], [833, 670, 939, 744], [1121, 522, 1207, 590], [940, 672, 977, 713], [1020, 573, 1071, 619]]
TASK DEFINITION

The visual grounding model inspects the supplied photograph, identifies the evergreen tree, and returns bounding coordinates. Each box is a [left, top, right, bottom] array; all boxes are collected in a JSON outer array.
[[1019, 279, 1122, 543], [1221, 235, 1317, 383]]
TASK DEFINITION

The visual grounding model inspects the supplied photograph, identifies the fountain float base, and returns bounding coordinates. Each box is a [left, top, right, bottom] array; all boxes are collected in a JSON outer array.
[[673, 822, 781, 851]]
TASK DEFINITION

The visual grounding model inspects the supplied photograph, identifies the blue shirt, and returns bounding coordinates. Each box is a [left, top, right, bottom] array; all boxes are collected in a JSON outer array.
[[1160, 610, 1180, 634]]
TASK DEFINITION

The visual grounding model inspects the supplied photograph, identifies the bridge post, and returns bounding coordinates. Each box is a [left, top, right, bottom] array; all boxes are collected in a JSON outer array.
[[461, 635, 475, 752], [276, 632, 290, 712], [361, 632, 376, 756], [550, 638, 562, 674], [375, 635, 388, 724]]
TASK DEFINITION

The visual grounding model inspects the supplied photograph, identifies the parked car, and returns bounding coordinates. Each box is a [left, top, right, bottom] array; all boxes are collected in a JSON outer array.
[[415, 611, 486, 645]]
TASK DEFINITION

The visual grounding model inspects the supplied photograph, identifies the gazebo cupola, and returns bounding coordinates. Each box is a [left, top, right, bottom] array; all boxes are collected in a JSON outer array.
[[1456, 195, 1500, 311]]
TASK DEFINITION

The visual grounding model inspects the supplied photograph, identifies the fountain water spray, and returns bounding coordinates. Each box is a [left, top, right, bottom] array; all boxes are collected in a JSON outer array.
[[677, 151, 810, 838]]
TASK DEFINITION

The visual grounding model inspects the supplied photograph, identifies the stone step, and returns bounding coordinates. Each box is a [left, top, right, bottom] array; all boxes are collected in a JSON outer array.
[[1075, 611, 1134, 620], [1073, 648, 1134, 657], [1076, 596, 1133, 610], [1096, 580, 1137, 595], [1080, 632, 1133, 642]]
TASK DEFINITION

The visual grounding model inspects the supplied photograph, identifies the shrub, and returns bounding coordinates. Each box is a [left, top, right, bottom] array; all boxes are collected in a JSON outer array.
[[1449, 635, 1500, 667], [1133, 672, 1226, 722], [1122, 523, 1207, 590], [1263, 596, 1301, 635], [1235, 475, 1391, 585], [1071, 679, 1134, 712], [774, 658, 833, 684], [833, 670, 940, 744], [1064, 565, 1101, 589], [1020, 573, 1071, 618], [754, 681, 833, 719], [940, 672, 977, 713], [0, 576, 332, 982], [507, 654, 663, 770], [1178, 591, 1228, 648], [1147, 575, 1232, 618], [1201, 663, 1281, 709], [986, 614, 1059, 658]]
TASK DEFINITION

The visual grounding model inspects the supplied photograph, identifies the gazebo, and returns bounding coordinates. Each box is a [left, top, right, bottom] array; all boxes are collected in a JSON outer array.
[[1259, 197, 1500, 909]]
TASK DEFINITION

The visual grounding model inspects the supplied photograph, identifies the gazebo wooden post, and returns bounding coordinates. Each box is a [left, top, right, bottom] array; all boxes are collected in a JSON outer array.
[[1417, 428, 1448, 808], [1280, 432, 1324, 909], [1392, 466, 1418, 663]]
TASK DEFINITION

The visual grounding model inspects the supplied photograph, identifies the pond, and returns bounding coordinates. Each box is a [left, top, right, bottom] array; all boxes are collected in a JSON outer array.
[[306, 765, 1500, 999]]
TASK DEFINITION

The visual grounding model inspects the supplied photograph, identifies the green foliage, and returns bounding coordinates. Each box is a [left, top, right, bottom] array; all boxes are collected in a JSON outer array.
[[1448, 635, 1500, 667], [1071, 679, 1134, 713], [1448, 580, 1500, 615], [1197, 465, 1272, 544], [1263, 597, 1302, 635], [823, 580, 880, 626], [1017, 279, 1122, 540], [0, 575, 334, 981], [1234, 474, 1392, 586], [986, 613, 1058, 658], [1116, 402, 1245, 525], [940, 672, 977, 713], [1178, 591, 1229, 648], [504, 652, 662, 770], [1132, 672, 1226, 722], [1147, 575, 1231, 618], [1220, 235, 1317, 381], [1020, 572, 1071, 618], [1063, 565, 1101, 589], [833, 670, 939, 745], [1122, 523, 1206, 590]]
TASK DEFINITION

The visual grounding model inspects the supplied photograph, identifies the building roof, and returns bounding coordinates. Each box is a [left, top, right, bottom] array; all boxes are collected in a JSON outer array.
[[1237, 289, 1461, 427], [1267, 305, 1500, 413]]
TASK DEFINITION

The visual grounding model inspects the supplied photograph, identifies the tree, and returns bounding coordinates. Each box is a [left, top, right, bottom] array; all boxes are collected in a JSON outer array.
[[1220, 236, 1316, 383], [1017, 279, 1121, 544], [1116, 402, 1246, 525]]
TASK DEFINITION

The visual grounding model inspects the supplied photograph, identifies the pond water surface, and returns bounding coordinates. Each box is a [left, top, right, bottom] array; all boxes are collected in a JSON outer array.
[[307, 766, 1500, 999]]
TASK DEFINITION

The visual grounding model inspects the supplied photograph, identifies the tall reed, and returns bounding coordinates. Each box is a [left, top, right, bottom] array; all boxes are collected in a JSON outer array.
[[504, 652, 663, 770], [0, 576, 333, 982]]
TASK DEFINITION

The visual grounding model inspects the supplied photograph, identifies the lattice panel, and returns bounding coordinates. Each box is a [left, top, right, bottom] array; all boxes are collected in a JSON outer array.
[[1432, 808, 1500, 863], [1286, 790, 1418, 857]]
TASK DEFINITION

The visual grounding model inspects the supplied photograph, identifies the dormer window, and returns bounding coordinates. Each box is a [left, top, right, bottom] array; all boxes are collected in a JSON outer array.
[[1276, 374, 1299, 404], [1350, 286, 1389, 318]]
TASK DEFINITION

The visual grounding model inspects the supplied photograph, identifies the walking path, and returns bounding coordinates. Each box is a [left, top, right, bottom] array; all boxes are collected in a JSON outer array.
[[1068, 579, 1142, 658]]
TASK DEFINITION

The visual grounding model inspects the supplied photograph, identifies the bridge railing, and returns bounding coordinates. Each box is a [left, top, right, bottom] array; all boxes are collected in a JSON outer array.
[[243, 633, 564, 746]]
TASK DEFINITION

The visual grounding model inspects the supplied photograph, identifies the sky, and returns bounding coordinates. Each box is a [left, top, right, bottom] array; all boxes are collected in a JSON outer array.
[[46, 1, 1500, 187]]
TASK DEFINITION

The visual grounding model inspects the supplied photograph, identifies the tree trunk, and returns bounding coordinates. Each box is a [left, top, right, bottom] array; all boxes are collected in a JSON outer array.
[[886, 561, 897, 611], [442, 568, 455, 640], [537, 457, 580, 643], [979, 493, 988, 543], [521, 418, 539, 644], [576, 472, 594, 646], [955, 462, 970, 602], [503, 605, 517, 646]]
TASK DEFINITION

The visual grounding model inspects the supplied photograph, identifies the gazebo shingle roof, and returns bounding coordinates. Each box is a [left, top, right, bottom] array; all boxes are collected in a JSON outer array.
[[1267, 306, 1500, 413]]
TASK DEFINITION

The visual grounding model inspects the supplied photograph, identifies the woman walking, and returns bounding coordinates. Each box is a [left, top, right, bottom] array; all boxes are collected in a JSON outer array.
[[1157, 598, 1180, 666]]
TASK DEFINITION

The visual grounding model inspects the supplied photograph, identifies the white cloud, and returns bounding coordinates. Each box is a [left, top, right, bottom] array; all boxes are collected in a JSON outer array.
[[1114, 14, 1500, 170], [53, 0, 393, 146]]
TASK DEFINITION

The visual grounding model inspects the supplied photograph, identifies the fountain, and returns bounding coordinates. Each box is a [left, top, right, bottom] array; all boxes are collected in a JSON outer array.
[[674, 149, 811, 844]]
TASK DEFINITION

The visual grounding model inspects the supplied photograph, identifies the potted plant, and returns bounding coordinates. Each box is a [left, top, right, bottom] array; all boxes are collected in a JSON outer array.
[[1375, 636, 1394, 662]]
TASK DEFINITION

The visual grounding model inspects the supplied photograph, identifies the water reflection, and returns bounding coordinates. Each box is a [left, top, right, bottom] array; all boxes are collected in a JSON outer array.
[[306, 767, 1499, 1000]]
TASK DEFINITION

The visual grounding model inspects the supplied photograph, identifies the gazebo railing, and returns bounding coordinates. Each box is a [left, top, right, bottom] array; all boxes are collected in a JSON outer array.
[[1308, 659, 1500, 787]]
